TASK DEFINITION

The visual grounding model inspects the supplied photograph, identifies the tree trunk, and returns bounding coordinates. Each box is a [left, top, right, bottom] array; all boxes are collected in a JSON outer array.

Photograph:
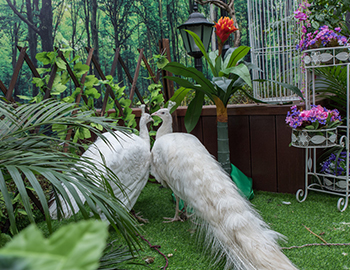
[[12, 19, 21, 101], [39, 0, 53, 52], [24, 0, 39, 96], [213, 96, 231, 174]]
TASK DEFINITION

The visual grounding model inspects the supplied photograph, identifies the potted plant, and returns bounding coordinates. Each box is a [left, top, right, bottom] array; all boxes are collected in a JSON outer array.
[[285, 104, 342, 147], [320, 151, 349, 191], [163, 16, 302, 174]]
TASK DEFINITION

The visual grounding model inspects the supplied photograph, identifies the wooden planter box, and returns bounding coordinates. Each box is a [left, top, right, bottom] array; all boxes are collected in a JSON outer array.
[[133, 103, 306, 194]]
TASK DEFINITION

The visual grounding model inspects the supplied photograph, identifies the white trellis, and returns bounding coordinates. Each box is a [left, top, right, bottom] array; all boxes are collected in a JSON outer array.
[[247, 0, 302, 103]]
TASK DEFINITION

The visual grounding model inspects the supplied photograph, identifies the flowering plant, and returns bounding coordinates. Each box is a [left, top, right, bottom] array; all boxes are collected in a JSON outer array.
[[214, 17, 238, 55], [321, 151, 349, 176], [294, 1, 349, 51], [285, 105, 342, 130]]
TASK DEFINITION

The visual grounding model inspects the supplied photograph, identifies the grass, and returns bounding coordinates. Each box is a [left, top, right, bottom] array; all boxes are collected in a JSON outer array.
[[36, 180, 350, 270], [112, 181, 350, 270]]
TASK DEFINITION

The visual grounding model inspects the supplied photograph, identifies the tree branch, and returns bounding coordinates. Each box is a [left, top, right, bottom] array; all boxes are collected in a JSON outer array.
[[5, 0, 40, 34]]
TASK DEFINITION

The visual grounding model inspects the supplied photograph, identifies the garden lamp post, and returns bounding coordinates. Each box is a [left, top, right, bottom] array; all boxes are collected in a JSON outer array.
[[178, 3, 214, 72]]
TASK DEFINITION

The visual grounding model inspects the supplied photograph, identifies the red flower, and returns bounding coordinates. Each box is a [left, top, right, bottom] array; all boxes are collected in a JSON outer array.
[[214, 17, 238, 45]]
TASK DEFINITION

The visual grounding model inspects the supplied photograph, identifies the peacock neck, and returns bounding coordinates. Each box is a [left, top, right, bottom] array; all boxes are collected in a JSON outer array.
[[156, 116, 173, 140], [139, 119, 150, 146]]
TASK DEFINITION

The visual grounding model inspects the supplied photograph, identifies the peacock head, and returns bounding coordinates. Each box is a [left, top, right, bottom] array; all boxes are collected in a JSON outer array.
[[151, 101, 176, 120], [140, 104, 153, 124]]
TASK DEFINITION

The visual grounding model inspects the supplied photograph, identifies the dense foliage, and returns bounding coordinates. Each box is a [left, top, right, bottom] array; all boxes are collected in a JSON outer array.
[[0, 0, 249, 104]]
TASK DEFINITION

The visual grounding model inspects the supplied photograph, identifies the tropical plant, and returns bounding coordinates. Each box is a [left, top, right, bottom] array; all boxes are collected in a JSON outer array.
[[314, 65, 348, 112], [163, 17, 302, 174], [0, 99, 141, 252], [0, 220, 108, 270]]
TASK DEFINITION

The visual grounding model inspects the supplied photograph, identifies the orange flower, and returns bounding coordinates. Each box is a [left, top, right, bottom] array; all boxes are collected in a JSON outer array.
[[214, 17, 238, 55]]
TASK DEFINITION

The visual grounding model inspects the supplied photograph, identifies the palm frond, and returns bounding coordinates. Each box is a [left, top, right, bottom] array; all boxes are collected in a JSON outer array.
[[0, 99, 141, 250], [314, 65, 347, 110]]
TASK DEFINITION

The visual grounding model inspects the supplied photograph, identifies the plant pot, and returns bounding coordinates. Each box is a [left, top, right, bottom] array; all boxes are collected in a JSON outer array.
[[291, 128, 338, 148]]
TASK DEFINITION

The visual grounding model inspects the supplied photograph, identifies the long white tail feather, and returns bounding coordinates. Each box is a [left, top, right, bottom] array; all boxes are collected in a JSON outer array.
[[151, 133, 297, 270]]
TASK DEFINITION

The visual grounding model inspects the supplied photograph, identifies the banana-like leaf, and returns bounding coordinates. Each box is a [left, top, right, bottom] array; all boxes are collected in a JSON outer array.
[[184, 92, 205, 133], [0, 220, 108, 270], [163, 62, 216, 95], [212, 77, 233, 93], [225, 46, 251, 69], [219, 64, 252, 87]]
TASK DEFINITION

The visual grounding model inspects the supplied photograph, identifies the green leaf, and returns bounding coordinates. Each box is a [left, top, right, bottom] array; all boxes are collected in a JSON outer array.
[[156, 56, 169, 69], [56, 58, 67, 70], [169, 87, 192, 110], [74, 62, 90, 77], [17, 95, 32, 101], [85, 88, 101, 99], [184, 92, 204, 132], [254, 79, 305, 100], [36, 52, 53, 65], [0, 170, 18, 235], [51, 84, 67, 95], [225, 46, 251, 69], [209, 51, 218, 67], [186, 30, 217, 76], [0, 220, 108, 270], [32, 77, 45, 88], [220, 64, 252, 87], [304, 125, 315, 130], [212, 77, 233, 93], [163, 62, 216, 95]]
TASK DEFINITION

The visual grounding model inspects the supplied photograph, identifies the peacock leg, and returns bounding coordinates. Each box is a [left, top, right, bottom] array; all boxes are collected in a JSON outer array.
[[131, 209, 149, 223], [163, 194, 183, 223]]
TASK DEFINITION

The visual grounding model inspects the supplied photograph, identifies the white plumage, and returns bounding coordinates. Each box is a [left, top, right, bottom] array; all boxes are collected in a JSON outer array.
[[151, 105, 297, 270], [50, 105, 153, 221]]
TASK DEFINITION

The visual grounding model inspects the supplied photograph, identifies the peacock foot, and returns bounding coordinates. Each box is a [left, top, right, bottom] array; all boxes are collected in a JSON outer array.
[[163, 215, 184, 223], [131, 210, 149, 224]]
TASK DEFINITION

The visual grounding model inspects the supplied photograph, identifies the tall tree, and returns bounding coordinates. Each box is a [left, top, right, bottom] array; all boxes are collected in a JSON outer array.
[[6, 0, 54, 52], [102, 0, 137, 84]]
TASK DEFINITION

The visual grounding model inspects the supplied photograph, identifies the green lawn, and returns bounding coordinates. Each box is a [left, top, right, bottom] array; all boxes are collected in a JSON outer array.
[[34, 180, 350, 270], [111, 181, 350, 270]]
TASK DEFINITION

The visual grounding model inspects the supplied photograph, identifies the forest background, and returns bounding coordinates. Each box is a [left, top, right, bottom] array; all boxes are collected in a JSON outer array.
[[0, 0, 249, 106]]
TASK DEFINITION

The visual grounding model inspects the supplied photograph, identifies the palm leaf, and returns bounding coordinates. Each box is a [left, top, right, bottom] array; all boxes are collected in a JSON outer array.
[[0, 99, 141, 250], [314, 65, 347, 110]]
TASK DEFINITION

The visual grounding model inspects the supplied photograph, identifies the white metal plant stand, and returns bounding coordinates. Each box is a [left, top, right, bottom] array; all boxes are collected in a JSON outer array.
[[295, 46, 350, 211], [247, 0, 302, 103]]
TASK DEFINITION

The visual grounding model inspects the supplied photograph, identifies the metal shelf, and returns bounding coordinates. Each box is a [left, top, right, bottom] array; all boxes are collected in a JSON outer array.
[[295, 46, 350, 211]]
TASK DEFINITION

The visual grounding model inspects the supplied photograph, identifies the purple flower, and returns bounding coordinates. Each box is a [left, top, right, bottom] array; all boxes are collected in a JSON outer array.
[[285, 105, 342, 129], [321, 151, 349, 176]]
